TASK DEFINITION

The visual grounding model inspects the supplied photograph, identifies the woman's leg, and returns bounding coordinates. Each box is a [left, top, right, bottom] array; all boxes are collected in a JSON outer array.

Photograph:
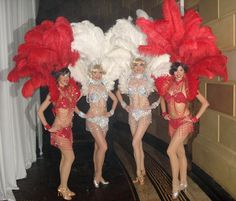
[[177, 144, 187, 186], [93, 142, 98, 173], [132, 118, 150, 180], [140, 142, 145, 175], [59, 148, 75, 189], [60, 154, 64, 178], [129, 116, 138, 175], [88, 122, 108, 183], [167, 125, 189, 193]]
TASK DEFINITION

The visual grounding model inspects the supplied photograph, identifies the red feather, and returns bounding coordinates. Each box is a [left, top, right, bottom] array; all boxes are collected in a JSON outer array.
[[136, 0, 228, 100], [8, 16, 80, 99]]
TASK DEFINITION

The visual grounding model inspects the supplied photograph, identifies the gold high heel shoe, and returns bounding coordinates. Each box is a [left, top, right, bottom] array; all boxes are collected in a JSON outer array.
[[141, 170, 146, 177], [67, 188, 76, 196], [58, 186, 75, 197], [57, 187, 72, 200], [132, 175, 144, 185]]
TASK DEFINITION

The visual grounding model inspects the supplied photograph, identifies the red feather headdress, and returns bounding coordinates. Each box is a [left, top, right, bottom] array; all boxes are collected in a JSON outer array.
[[136, 0, 228, 100], [8, 17, 80, 101]]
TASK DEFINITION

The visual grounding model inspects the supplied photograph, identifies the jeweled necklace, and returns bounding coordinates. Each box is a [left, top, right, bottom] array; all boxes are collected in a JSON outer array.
[[89, 78, 102, 85], [131, 73, 146, 79]]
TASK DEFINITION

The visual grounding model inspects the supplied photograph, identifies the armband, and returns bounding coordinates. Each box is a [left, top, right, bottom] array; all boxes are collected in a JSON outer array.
[[109, 109, 114, 116], [191, 116, 199, 123], [78, 111, 86, 118], [151, 101, 159, 109], [162, 112, 168, 118], [121, 101, 127, 108]]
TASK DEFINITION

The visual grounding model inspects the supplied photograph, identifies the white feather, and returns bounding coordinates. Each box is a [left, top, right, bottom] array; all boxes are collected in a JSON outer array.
[[136, 9, 151, 20], [146, 54, 171, 78], [70, 20, 127, 94], [69, 59, 89, 95], [70, 11, 171, 95]]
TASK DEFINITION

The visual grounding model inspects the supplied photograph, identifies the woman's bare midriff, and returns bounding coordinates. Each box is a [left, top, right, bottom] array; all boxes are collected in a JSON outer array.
[[130, 95, 150, 110], [168, 101, 190, 119], [87, 101, 107, 117], [53, 108, 74, 129]]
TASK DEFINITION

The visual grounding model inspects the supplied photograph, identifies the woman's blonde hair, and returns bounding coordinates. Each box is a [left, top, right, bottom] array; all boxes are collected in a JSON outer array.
[[131, 57, 146, 69], [88, 64, 106, 77]]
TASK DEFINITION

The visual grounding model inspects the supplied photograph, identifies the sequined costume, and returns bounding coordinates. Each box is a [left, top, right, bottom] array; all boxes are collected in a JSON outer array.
[[51, 79, 80, 149], [86, 79, 109, 134], [127, 73, 152, 126], [165, 79, 193, 137]]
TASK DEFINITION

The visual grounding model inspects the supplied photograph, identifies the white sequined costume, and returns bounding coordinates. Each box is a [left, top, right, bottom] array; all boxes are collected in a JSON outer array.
[[127, 73, 152, 124], [69, 11, 172, 129], [86, 79, 109, 133]]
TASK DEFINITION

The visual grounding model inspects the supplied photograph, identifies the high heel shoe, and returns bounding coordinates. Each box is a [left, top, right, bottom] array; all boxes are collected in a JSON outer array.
[[67, 189, 76, 197], [132, 175, 144, 185], [57, 187, 72, 200], [141, 170, 146, 177], [93, 179, 100, 188], [58, 186, 75, 197], [180, 183, 188, 192], [172, 191, 179, 200], [100, 178, 109, 185]]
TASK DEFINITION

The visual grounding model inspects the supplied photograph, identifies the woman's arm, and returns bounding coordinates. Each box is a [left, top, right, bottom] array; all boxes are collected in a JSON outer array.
[[193, 91, 210, 121], [108, 91, 118, 115], [74, 93, 90, 118], [160, 96, 170, 120], [37, 94, 52, 129], [160, 96, 167, 113], [74, 106, 87, 118], [115, 89, 127, 109]]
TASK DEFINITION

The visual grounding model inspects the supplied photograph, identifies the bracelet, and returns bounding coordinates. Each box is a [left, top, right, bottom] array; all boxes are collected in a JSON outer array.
[[44, 124, 51, 130], [121, 101, 127, 108], [109, 109, 114, 116], [162, 112, 168, 118], [191, 116, 199, 123], [151, 101, 159, 109], [78, 111, 86, 118]]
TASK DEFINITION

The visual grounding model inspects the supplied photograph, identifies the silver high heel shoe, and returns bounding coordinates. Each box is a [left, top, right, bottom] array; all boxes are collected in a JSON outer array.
[[100, 179, 109, 185], [172, 183, 180, 199], [172, 191, 179, 199], [93, 179, 100, 188], [180, 183, 188, 192]]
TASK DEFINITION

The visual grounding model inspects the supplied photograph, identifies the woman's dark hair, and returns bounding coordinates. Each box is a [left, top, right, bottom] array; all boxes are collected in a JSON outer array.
[[169, 62, 188, 75], [52, 67, 71, 80]]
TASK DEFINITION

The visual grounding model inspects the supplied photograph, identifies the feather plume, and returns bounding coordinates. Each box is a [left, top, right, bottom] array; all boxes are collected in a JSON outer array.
[[8, 17, 79, 100], [136, 0, 228, 99]]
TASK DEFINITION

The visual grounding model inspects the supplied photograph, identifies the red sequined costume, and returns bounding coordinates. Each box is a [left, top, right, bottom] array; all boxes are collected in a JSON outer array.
[[136, 0, 228, 101], [7, 17, 81, 148], [165, 77, 193, 137], [136, 0, 228, 136], [51, 79, 80, 149]]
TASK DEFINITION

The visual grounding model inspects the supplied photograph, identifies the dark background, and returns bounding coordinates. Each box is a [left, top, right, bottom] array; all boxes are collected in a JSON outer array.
[[36, 0, 163, 29]]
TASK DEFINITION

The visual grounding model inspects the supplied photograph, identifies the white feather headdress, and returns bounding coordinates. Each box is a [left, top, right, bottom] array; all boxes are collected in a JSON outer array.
[[105, 11, 171, 94], [69, 20, 126, 95], [69, 10, 171, 95]]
